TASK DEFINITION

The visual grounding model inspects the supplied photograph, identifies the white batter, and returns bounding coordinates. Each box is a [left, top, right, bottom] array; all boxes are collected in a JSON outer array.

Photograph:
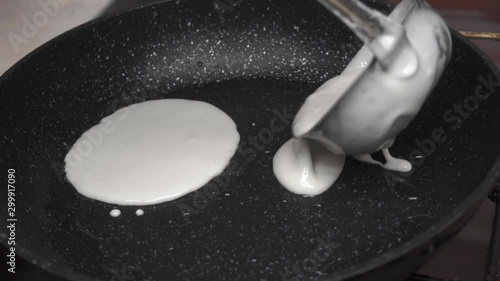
[[135, 209, 144, 216], [273, 138, 345, 196], [274, 71, 359, 196], [353, 149, 411, 173], [65, 99, 240, 205], [110, 209, 121, 217]]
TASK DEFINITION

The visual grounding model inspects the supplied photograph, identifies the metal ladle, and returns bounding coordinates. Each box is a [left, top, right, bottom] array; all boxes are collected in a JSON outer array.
[[296, 0, 452, 156], [316, 0, 416, 76]]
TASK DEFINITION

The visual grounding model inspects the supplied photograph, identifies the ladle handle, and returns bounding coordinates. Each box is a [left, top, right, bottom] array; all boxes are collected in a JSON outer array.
[[316, 0, 418, 77], [316, 0, 387, 44]]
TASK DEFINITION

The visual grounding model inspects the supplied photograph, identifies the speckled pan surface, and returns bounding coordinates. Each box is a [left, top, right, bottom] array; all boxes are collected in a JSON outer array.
[[0, 0, 499, 281]]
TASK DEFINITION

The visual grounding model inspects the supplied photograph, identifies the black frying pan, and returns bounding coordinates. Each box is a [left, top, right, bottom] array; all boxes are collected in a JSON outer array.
[[1, 0, 500, 280]]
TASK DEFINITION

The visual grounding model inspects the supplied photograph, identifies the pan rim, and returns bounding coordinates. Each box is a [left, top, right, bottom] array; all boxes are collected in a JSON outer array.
[[1, 2, 499, 281]]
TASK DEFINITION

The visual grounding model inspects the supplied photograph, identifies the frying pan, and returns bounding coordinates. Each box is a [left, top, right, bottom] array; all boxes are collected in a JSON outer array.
[[1, 0, 500, 280]]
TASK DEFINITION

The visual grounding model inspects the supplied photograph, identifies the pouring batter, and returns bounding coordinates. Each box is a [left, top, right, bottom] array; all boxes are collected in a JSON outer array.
[[273, 0, 451, 196]]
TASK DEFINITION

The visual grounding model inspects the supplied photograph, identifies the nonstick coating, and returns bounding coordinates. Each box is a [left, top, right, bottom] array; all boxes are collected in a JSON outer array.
[[1, 0, 500, 280]]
